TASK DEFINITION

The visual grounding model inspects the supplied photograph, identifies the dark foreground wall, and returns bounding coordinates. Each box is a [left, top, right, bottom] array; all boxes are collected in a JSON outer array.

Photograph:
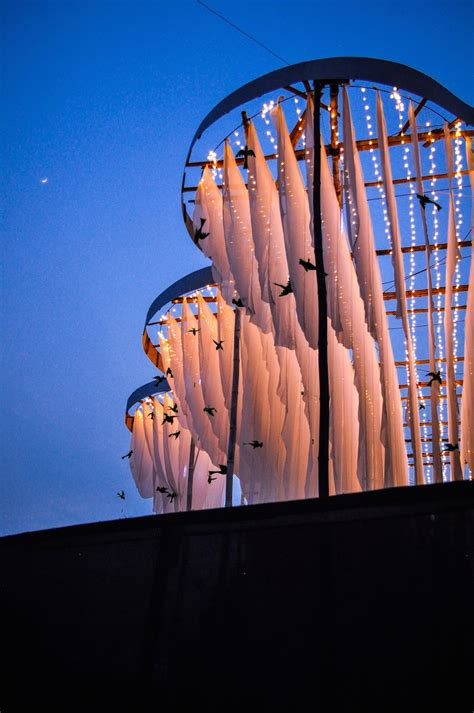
[[1, 482, 473, 712]]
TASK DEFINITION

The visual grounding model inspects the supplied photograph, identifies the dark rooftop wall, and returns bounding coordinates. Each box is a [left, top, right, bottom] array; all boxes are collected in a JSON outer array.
[[1, 481, 473, 712]]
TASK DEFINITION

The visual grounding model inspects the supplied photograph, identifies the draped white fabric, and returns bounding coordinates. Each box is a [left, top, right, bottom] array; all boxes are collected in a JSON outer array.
[[461, 136, 474, 475], [246, 120, 299, 349], [193, 166, 235, 302], [129, 407, 155, 499], [223, 141, 272, 333], [443, 126, 463, 480], [342, 87, 408, 487], [376, 92, 423, 485], [271, 102, 319, 349], [408, 100, 443, 482]]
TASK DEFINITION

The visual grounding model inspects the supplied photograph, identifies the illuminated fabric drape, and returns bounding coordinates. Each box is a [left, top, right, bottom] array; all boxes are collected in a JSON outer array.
[[342, 87, 408, 487], [161, 314, 190, 430], [376, 92, 423, 485], [271, 102, 319, 350], [180, 297, 226, 465], [193, 165, 235, 302], [197, 292, 229, 455], [444, 126, 463, 481], [129, 407, 154, 499], [461, 136, 474, 474], [246, 119, 299, 349], [223, 141, 272, 333], [408, 100, 442, 482], [317, 125, 384, 490]]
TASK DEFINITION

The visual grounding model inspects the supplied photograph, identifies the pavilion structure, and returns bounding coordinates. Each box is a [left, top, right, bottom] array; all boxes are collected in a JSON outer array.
[[124, 58, 473, 513]]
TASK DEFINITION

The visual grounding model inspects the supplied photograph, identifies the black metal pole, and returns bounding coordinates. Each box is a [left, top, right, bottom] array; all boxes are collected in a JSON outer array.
[[313, 81, 330, 498], [225, 308, 241, 507], [186, 438, 196, 511]]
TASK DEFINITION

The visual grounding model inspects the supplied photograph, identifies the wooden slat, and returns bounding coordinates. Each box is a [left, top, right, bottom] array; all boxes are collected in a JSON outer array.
[[387, 305, 467, 316], [376, 239, 471, 256], [398, 97, 427, 137], [395, 356, 464, 367], [384, 284, 468, 301], [399, 379, 463, 390]]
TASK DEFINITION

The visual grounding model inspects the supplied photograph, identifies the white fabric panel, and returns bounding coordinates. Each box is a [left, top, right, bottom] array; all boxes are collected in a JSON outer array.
[[444, 127, 463, 481], [193, 166, 235, 302], [238, 314, 274, 503], [377, 92, 424, 485], [216, 289, 235, 410], [461, 136, 474, 474], [181, 297, 226, 465], [149, 398, 174, 514], [342, 87, 408, 488], [222, 141, 272, 333], [271, 102, 319, 349], [129, 408, 154, 498], [197, 292, 229, 454], [328, 325, 360, 494], [246, 120, 299, 349], [275, 345, 311, 500], [408, 100, 443, 482], [160, 318, 189, 430], [319, 128, 385, 491]]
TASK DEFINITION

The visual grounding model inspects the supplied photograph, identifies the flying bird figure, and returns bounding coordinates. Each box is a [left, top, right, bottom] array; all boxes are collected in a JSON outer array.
[[299, 258, 317, 272], [213, 339, 224, 350], [442, 443, 459, 453], [427, 370, 442, 386], [154, 374, 166, 385], [166, 367, 173, 378], [162, 412, 175, 425], [147, 411, 155, 420], [419, 403, 426, 410], [244, 440, 263, 449], [416, 193, 442, 211], [208, 474, 217, 484], [168, 403, 178, 413], [274, 279, 293, 296], [188, 327, 201, 335], [121, 450, 133, 459], [235, 144, 256, 170], [232, 297, 244, 307], [168, 431, 181, 439], [194, 217, 210, 242], [167, 491, 177, 503], [156, 486, 169, 495], [117, 490, 125, 500], [208, 464, 227, 477], [203, 406, 217, 416]]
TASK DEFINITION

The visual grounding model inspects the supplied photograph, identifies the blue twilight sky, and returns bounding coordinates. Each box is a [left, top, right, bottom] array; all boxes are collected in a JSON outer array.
[[1, 0, 472, 535]]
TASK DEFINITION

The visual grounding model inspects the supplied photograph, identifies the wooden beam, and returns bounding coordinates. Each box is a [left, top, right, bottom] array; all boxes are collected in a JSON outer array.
[[422, 116, 461, 148], [376, 239, 471, 256], [395, 356, 464, 367], [399, 379, 463, 390], [383, 284, 468, 301], [387, 305, 467, 316], [365, 168, 469, 188], [398, 97, 427, 137]]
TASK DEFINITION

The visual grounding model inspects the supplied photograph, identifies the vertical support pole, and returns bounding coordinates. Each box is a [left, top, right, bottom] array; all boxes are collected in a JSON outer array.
[[329, 83, 343, 208], [186, 438, 196, 511], [225, 308, 241, 507], [313, 80, 330, 498]]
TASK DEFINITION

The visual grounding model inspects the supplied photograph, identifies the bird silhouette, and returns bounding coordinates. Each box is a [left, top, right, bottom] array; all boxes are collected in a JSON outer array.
[[168, 403, 178, 413], [416, 193, 442, 211], [208, 464, 227, 476], [419, 403, 426, 410], [147, 411, 155, 420], [117, 490, 125, 500], [204, 406, 217, 416], [299, 258, 317, 272], [194, 217, 210, 242], [244, 440, 263, 449], [153, 374, 166, 385], [162, 412, 175, 425], [274, 279, 293, 296], [213, 339, 224, 350], [156, 486, 169, 494], [235, 145, 256, 170], [121, 450, 133, 459], [208, 474, 217, 484], [167, 491, 177, 503], [166, 367, 173, 378], [188, 327, 201, 335], [232, 297, 244, 307], [168, 430, 181, 439], [442, 443, 459, 453], [427, 370, 442, 386]]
